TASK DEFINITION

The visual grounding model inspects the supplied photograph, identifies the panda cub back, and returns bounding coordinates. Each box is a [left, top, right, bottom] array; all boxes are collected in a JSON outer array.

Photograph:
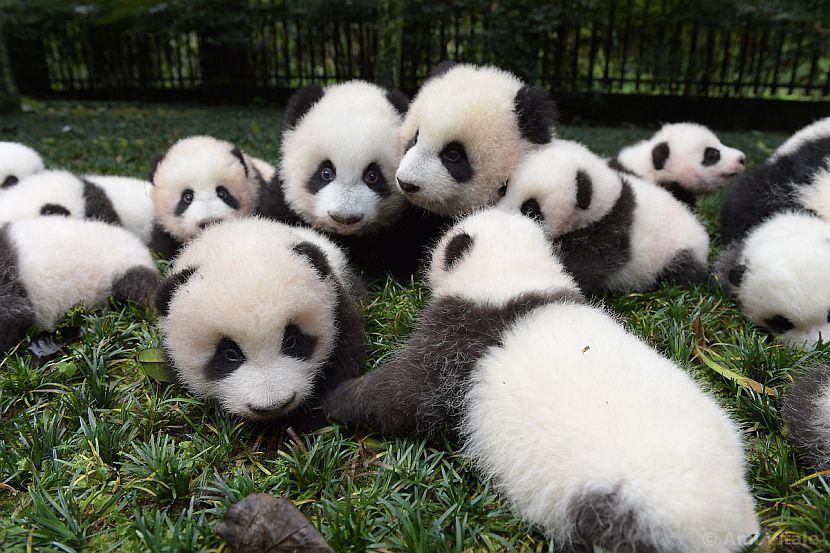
[[773, 116, 830, 160], [0, 141, 44, 190], [784, 363, 830, 472]]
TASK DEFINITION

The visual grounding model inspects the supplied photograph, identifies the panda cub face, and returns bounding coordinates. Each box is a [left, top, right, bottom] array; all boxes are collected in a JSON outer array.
[[396, 63, 558, 216], [0, 171, 86, 222], [428, 208, 577, 304], [158, 218, 342, 420], [725, 212, 830, 350], [150, 136, 259, 241], [280, 81, 407, 236], [499, 140, 621, 236], [0, 142, 44, 191]]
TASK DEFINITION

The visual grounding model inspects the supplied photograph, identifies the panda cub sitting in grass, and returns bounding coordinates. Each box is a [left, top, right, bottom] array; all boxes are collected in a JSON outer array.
[[0, 217, 160, 354], [785, 363, 830, 472], [499, 140, 710, 294], [148, 136, 271, 258], [324, 208, 758, 552], [0, 142, 44, 190], [257, 80, 443, 279], [714, 211, 830, 350], [610, 122, 745, 208], [155, 217, 365, 430]]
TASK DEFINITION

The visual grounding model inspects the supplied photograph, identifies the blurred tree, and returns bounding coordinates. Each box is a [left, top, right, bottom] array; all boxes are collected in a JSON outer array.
[[0, 28, 19, 112], [375, 0, 404, 88]]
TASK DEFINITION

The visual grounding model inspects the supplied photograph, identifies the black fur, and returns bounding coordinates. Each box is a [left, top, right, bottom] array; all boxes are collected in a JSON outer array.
[[82, 179, 121, 225], [557, 179, 635, 295], [284, 85, 325, 129], [385, 90, 410, 116], [0, 224, 36, 354], [280, 323, 317, 361], [513, 84, 558, 145], [323, 289, 585, 437], [443, 232, 473, 270], [2, 175, 19, 188], [439, 142, 473, 183], [147, 223, 184, 260], [711, 239, 747, 302], [784, 363, 830, 471], [216, 186, 240, 210], [306, 160, 335, 194], [229, 147, 248, 176], [575, 170, 593, 210], [607, 157, 636, 176], [255, 174, 307, 227], [566, 488, 659, 553], [155, 266, 197, 317], [206, 338, 246, 381], [428, 60, 458, 80], [292, 241, 333, 279], [651, 142, 670, 170], [659, 181, 697, 208], [40, 204, 71, 216], [112, 266, 161, 306], [148, 153, 165, 183], [720, 135, 830, 244], [654, 248, 708, 287], [363, 163, 392, 198]]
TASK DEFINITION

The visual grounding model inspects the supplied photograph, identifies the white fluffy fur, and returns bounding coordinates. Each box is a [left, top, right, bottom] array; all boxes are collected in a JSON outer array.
[[0, 170, 87, 223], [432, 209, 758, 551], [773, 116, 830, 159], [0, 142, 44, 188], [796, 164, 830, 224], [84, 175, 155, 243], [616, 123, 745, 194], [152, 136, 259, 241], [736, 212, 830, 350], [248, 156, 277, 182], [8, 217, 156, 329], [396, 64, 539, 216], [161, 217, 347, 419], [281, 81, 406, 235]]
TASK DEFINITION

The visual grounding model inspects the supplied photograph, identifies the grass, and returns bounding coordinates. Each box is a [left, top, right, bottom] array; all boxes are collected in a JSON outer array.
[[1, 101, 829, 551]]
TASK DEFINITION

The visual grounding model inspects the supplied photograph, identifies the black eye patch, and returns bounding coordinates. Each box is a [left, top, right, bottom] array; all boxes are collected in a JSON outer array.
[[362, 162, 391, 198], [281, 323, 317, 361], [206, 337, 246, 380], [764, 315, 795, 334], [520, 199, 543, 221], [702, 147, 721, 166], [306, 160, 335, 194], [444, 232, 474, 270], [40, 204, 71, 216], [652, 141, 670, 170], [216, 186, 240, 209], [2, 175, 19, 188], [175, 189, 194, 215], [439, 141, 473, 183], [575, 170, 593, 210]]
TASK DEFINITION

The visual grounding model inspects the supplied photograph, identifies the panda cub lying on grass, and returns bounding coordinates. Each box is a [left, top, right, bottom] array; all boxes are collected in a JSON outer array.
[[0, 141, 44, 190], [325, 208, 758, 552], [499, 140, 710, 294], [155, 217, 365, 430]]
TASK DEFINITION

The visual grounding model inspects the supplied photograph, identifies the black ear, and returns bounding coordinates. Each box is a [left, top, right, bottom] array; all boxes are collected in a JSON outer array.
[[155, 267, 197, 317], [229, 146, 249, 177], [285, 85, 325, 129], [428, 60, 458, 80], [513, 84, 558, 145], [728, 264, 747, 288], [652, 141, 670, 170], [575, 170, 593, 210], [385, 90, 410, 116], [444, 232, 474, 271], [148, 153, 165, 184], [293, 242, 332, 279]]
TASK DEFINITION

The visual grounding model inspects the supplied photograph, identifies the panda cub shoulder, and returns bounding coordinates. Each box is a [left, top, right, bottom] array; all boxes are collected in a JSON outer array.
[[148, 136, 264, 259], [155, 217, 365, 430], [773, 116, 830, 160], [0, 217, 160, 353], [83, 175, 155, 243], [785, 363, 830, 472], [610, 122, 745, 207], [500, 140, 709, 294], [0, 141, 44, 190]]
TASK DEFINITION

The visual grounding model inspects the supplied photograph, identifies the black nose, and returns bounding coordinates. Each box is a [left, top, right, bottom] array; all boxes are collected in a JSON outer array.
[[398, 179, 421, 193], [329, 211, 364, 225], [738, 156, 746, 165]]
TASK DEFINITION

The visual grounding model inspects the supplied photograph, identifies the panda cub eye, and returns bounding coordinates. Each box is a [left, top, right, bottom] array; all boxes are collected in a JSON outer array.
[[520, 199, 544, 221], [763, 315, 795, 334], [320, 162, 336, 182], [181, 189, 194, 204], [702, 147, 721, 166], [281, 323, 317, 361], [2, 175, 18, 188], [206, 337, 246, 380], [442, 146, 463, 163], [363, 167, 379, 186], [216, 186, 229, 201]]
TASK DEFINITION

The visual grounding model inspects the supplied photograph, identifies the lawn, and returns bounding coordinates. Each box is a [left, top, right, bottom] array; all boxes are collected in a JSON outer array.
[[1, 101, 828, 552]]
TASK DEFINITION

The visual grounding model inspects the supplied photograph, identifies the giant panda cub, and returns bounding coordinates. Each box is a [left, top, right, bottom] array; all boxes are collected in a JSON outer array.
[[609, 123, 745, 208], [0, 217, 160, 353], [257, 80, 442, 279], [324, 209, 758, 552], [714, 211, 830, 350], [395, 62, 559, 216], [155, 217, 365, 430], [0, 142, 44, 190], [499, 140, 710, 294], [785, 363, 830, 471], [148, 136, 267, 258]]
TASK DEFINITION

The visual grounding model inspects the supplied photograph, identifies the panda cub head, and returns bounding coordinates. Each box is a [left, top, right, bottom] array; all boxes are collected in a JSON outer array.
[[150, 136, 260, 242], [280, 81, 409, 236], [716, 212, 830, 350], [396, 62, 558, 216], [0, 170, 87, 222], [0, 142, 44, 190], [156, 218, 362, 421], [617, 123, 745, 194], [428, 208, 578, 304], [498, 140, 622, 236]]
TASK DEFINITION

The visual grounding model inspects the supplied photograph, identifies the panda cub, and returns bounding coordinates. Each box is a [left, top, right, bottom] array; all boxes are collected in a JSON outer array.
[[720, 125, 830, 244], [714, 211, 830, 350], [499, 140, 710, 294], [609, 123, 746, 208], [258, 80, 441, 278], [148, 136, 267, 258], [785, 363, 830, 471], [155, 217, 365, 429], [0, 217, 160, 353], [395, 62, 558, 216], [0, 141, 44, 190], [324, 209, 758, 552]]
